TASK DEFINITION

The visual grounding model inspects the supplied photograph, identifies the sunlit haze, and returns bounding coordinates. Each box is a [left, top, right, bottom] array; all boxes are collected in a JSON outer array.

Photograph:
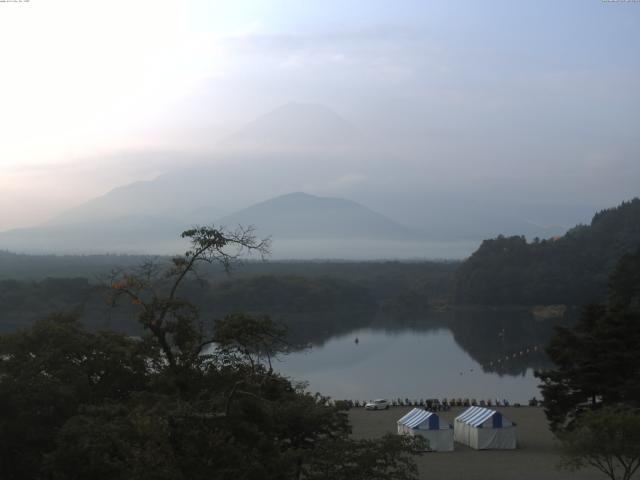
[[1, 0, 638, 257], [2, 4, 640, 478]]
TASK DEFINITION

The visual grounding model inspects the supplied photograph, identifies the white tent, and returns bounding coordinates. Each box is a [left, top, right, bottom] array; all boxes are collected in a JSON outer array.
[[454, 406, 517, 450], [397, 408, 454, 452]]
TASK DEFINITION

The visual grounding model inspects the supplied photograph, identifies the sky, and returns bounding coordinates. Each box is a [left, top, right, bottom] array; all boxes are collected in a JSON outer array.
[[0, 0, 639, 231]]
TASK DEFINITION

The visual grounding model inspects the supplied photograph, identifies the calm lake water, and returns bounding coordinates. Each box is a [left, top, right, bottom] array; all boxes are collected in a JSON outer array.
[[274, 310, 567, 404]]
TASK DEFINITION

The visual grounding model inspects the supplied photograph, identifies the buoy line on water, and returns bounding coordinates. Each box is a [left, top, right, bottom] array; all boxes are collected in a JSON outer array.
[[486, 344, 541, 368]]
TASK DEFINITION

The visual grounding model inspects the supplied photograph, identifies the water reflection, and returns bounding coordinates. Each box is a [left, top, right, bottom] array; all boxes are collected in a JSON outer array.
[[274, 309, 572, 403]]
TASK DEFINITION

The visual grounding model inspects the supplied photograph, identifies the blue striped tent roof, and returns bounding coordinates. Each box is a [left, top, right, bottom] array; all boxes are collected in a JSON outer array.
[[455, 406, 503, 428], [397, 408, 442, 430]]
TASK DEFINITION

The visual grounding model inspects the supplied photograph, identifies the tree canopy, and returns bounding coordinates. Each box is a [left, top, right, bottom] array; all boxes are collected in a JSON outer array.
[[0, 226, 423, 480], [455, 198, 640, 306], [559, 405, 640, 480], [536, 247, 640, 432]]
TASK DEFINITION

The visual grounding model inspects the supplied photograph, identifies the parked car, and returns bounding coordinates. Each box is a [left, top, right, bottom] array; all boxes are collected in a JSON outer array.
[[365, 399, 390, 410]]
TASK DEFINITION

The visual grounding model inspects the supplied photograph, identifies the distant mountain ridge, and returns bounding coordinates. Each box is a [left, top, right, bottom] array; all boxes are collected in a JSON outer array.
[[0, 99, 424, 258], [0, 214, 192, 254], [50, 175, 226, 227], [0, 192, 423, 256], [0, 101, 604, 258], [43, 102, 364, 229], [220, 102, 361, 151], [454, 198, 640, 306], [219, 192, 419, 240]]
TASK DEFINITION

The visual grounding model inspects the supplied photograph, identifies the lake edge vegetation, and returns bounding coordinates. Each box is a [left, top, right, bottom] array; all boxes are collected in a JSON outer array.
[[537, 248, 640, 480], [0, 226, 425, 480]]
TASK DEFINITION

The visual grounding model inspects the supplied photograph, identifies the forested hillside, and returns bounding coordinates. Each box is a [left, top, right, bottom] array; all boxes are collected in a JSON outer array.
[[0, 261, 454, 334], [455, 198, 640, 306], [0, 251, 144, 280]]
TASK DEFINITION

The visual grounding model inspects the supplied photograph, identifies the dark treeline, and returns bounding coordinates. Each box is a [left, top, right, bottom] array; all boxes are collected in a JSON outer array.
[[537, 246, 640, 430], [0, 261, 455, 335], [455, 198, 640, 306], [0, 240, 456, 307], [206, 276, 374, 314], [0, 228, 425, 480], [0, 278, 99, 332], [0, 272, 563, 376], [0, 250, 458, 284], [0, 251, 145, 281], [532, 249, 640, 480], [2, 198, 639, 327]]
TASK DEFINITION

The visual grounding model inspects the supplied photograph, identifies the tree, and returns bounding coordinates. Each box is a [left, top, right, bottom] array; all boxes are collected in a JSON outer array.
[[559, 405, 640, 480], [536, 248, 640, 432], [0, 313, 153, 480], [108, 225, 270, 374], [302, 434, 427, 480], [1, 226, 423, 480], [454, 198, 640, 306], [214, 313, 290, 372]]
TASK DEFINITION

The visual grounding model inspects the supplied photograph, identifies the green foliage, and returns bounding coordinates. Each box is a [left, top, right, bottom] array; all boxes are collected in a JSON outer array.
[[1, 314, 422, 480], [608, 249, 640, 313], [0, 313, 153, 480], [214, 313, 289, 372], [106, 226, 271, 372], [45, 404, 163, 480], [455, 198, 640, 305], [302, 434, 426, 480], [0, 227, 421, 480], [0, 250, 144, 281], [0, 277, 95, 331], [0, 262, 456, 335], [207, 275, 375, 314], [537, 248, 640, 432], [559, 405, 640, 480]]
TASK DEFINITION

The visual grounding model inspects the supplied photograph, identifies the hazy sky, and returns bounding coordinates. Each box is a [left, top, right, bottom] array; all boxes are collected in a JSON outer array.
[[1, 0, 639, 230]]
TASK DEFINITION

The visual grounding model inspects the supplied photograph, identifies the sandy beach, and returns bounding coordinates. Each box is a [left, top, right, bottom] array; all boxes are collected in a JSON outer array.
[[349, 406, 603, 480]]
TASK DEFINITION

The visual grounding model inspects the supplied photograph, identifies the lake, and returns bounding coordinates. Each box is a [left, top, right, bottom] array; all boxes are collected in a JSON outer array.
[[273, 310, 568, 404]]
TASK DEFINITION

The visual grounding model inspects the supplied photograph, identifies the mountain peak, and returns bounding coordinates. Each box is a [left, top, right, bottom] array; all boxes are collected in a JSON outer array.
[[221, 102, 359, 151], [270, 191, 344, 202], [219, 192, 416, 241]]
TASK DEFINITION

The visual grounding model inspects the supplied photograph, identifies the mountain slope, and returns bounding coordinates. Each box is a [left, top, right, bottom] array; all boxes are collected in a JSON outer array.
[[0, 192, 425, 256], [45, 103, 362, 228], [218, 192, 419, 240], [0, 215, 192, 254], [454, 198, 640, 306], [50, 173, 226, 226], [20, 101, 596, 248], [220, 102, 360, 150]]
